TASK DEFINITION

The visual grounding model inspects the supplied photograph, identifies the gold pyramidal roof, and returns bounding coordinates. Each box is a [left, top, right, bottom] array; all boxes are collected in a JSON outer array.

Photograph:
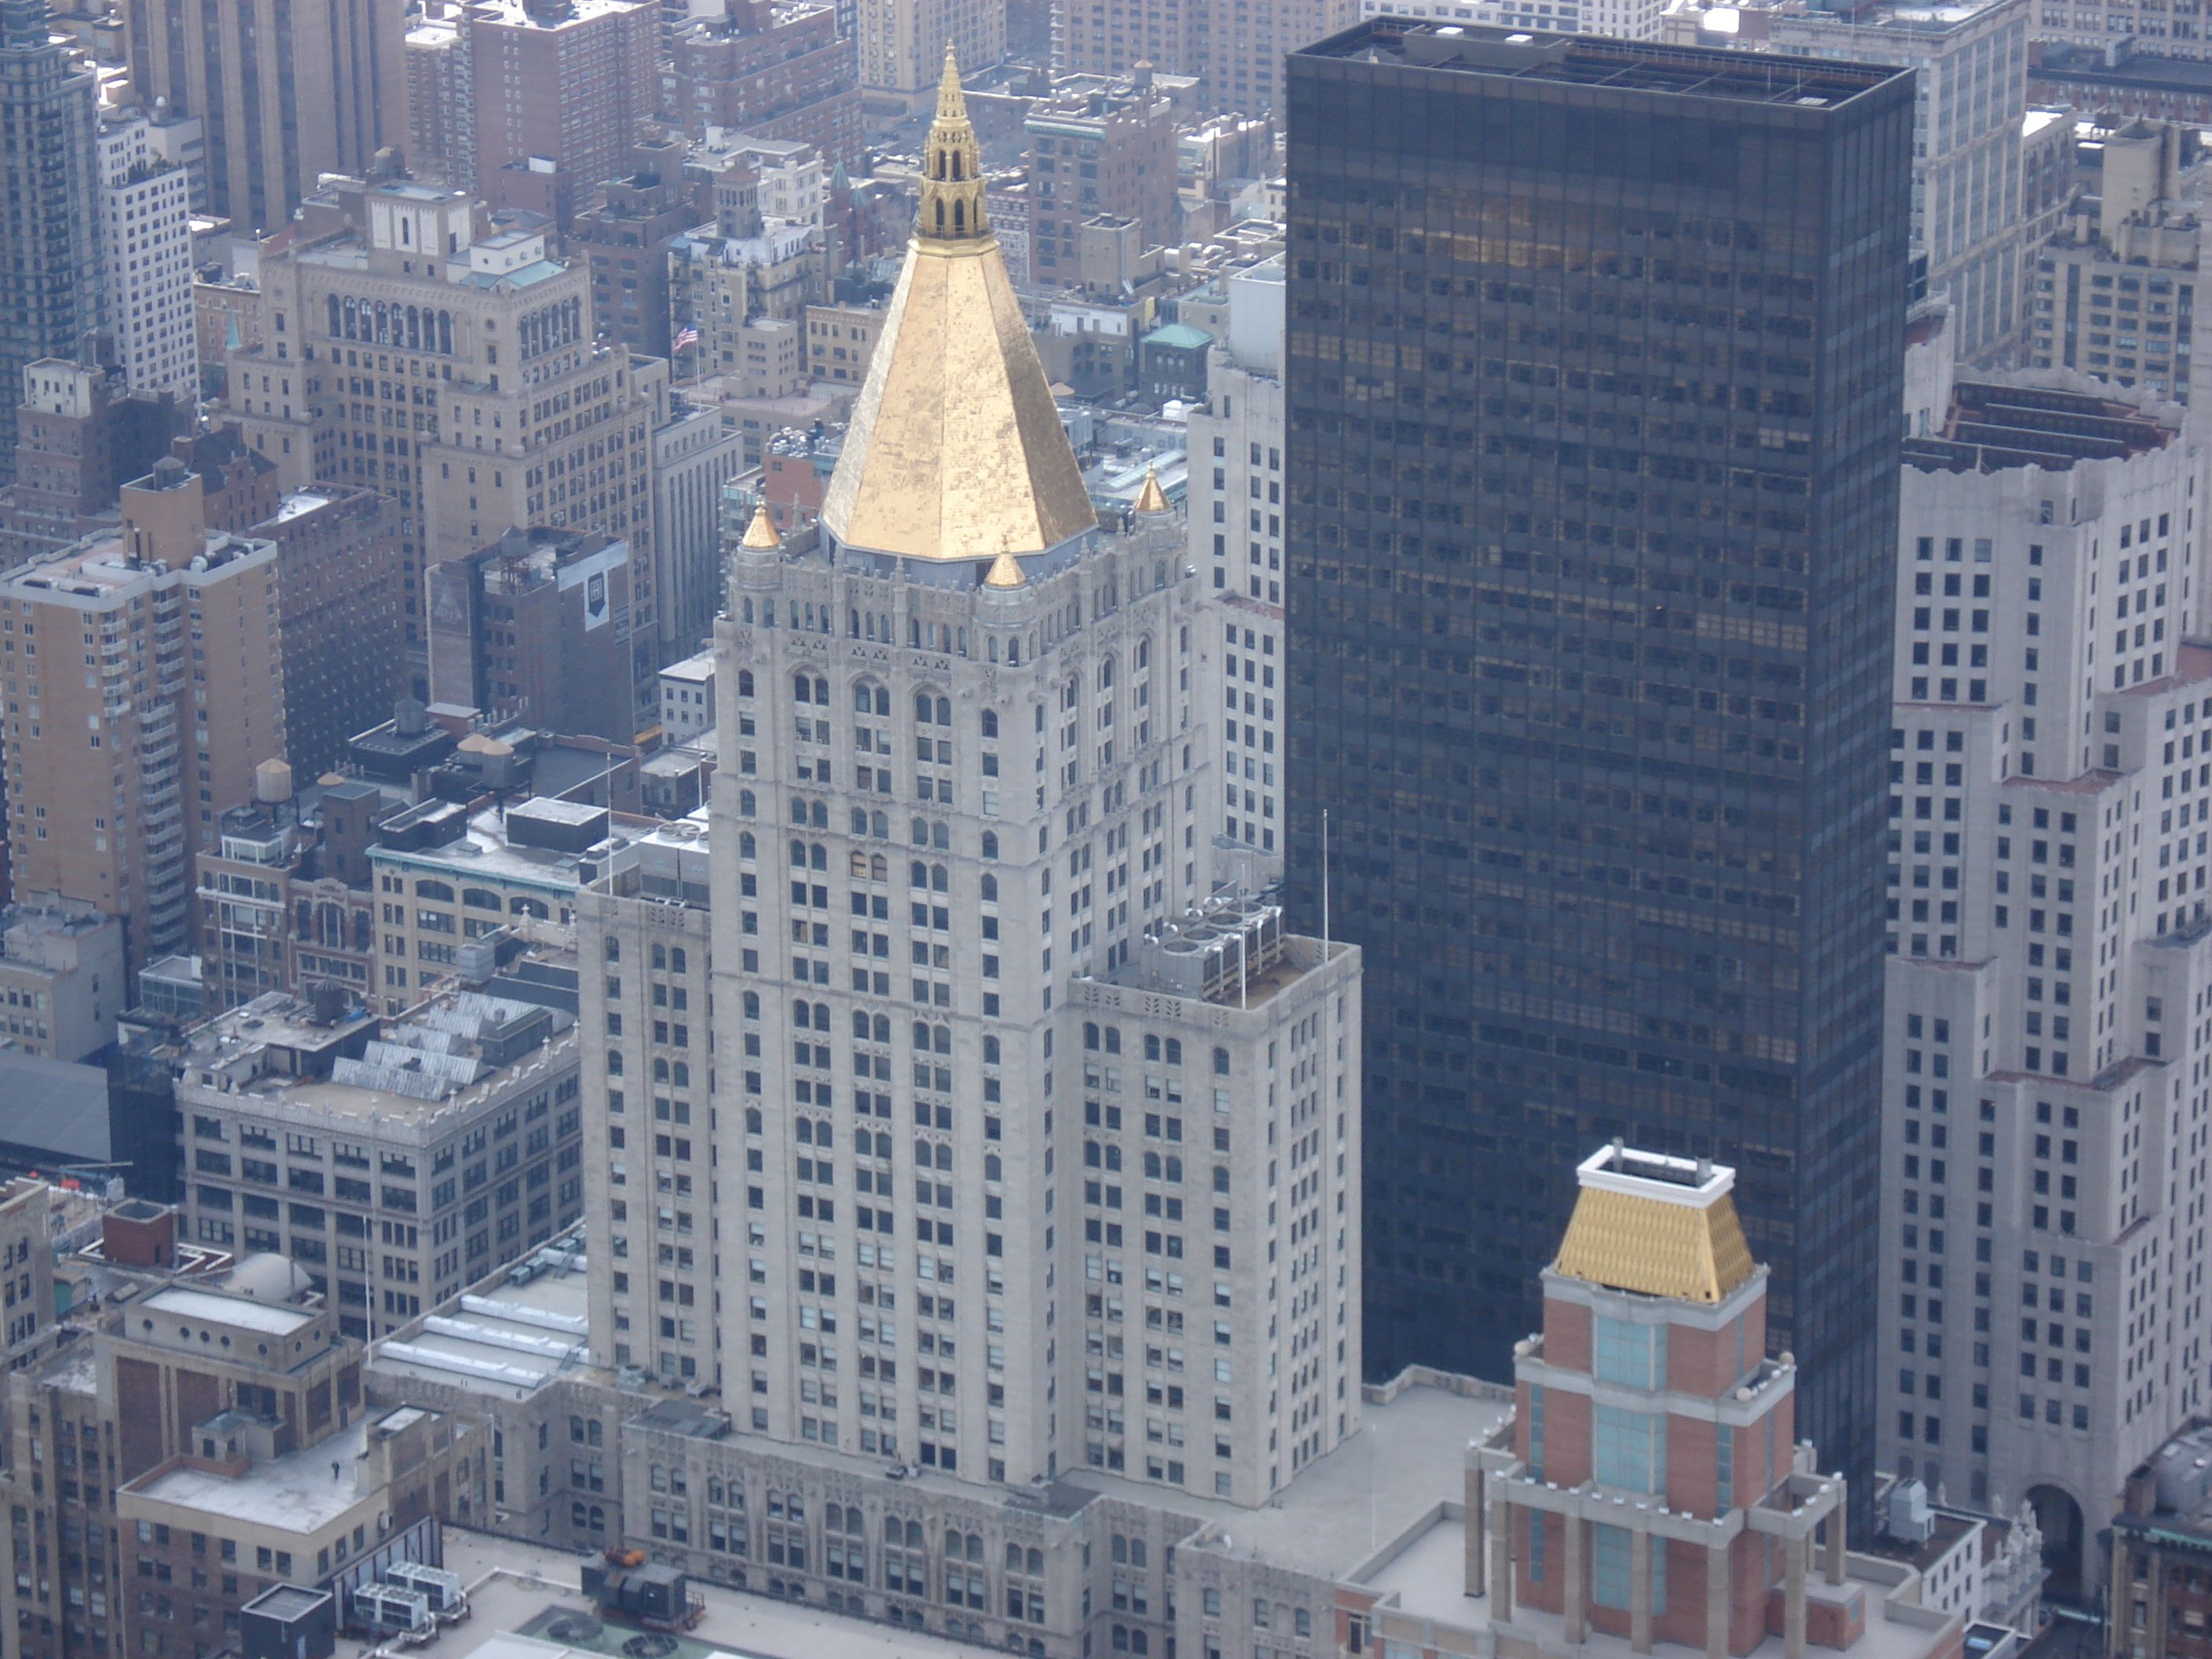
[[741, 501, 782, 550], [1133, 465, 1170, 515], [818, 46, 1097, 562], [1551, 1144, 1757, 1304]]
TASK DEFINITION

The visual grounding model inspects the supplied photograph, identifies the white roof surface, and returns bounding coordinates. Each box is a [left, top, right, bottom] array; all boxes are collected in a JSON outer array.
[[138, 1285, 317, 1337], [125, 1419, 372, 1536]]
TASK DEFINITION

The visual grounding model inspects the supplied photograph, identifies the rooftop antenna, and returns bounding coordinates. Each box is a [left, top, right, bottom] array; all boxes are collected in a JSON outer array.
[[1321, 808, 1331, 964]]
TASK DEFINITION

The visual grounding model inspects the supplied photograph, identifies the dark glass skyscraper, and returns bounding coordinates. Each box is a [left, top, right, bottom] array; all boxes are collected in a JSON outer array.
[[1284, 24, 1911, 1490], [0, 0, 101, 485]]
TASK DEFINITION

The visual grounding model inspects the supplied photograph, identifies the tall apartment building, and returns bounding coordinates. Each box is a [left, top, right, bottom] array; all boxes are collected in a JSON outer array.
[[573, 139, 700, 362], [1284, 24, 1910, 1503], [0, 466, 285, 975], [262, 485, 405, 779], [2028, 120, 2204, 407], [95, 107, 195, 401], [405, 3, 474, 187], [178, 987, 585, 1339], [858, 1, 1002, 113], [671, 0, 862, 169], [0, 360, 186, 564], [0, 1, 103, 488], [575, 62, 1365, 1510], [218, 178, 667, 698], [1185, 258, 1286, 881], [1874, 357, 2212, 1600], [1668, 0, 2028, 365], [459, 0, 659, 199], [1025, 72, 1182, 288], [121, 0, 401, 234]]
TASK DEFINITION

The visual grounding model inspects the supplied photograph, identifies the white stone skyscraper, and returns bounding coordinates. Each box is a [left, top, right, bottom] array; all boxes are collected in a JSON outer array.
[[1877, 333, 2212, 1599], [581, 53, 1362, 1509]]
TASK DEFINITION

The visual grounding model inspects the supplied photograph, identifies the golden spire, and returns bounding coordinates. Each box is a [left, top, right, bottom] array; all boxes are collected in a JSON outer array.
[[1133, 465, 1170, 515], [741, 501, 782, 550], [816, 49, 1097, 562], [983, 551, 1027, 589], [917, 42, 988, 247]]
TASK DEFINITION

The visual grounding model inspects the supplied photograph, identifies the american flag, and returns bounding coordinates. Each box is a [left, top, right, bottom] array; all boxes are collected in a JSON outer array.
[[673, 325, 700, 350]]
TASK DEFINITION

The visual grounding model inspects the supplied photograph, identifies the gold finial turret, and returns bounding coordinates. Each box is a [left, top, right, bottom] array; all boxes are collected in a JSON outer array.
[[1133, 464, 1170, 515], [918, 43, 989, 247], [742, 501, 782, 550], [983, 551, 1027, 589]]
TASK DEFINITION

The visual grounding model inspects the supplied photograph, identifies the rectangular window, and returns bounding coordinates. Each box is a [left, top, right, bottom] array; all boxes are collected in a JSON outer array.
[[1593, 1317, 1665, 1388], [1528, 1508, 1545, 1582], [1593, 1404, 1663, 1493], [1591, 1524, 1664, 1613]]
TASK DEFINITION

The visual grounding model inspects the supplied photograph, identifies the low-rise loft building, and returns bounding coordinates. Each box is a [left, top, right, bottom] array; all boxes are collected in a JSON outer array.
[[0, 896, 124, 1061], [174, 987, 584, 1341]]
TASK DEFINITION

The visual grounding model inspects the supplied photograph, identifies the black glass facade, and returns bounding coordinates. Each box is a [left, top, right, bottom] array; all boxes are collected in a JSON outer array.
[[1284, 24, 1911, 1489]]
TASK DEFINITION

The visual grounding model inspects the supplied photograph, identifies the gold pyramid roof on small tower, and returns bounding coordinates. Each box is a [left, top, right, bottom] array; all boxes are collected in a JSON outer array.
[[741, 501, 782, 550], [1133, 465, 1170, 515], [1551, 1143, 1757, 1304], [817, 46, 1097, 562]]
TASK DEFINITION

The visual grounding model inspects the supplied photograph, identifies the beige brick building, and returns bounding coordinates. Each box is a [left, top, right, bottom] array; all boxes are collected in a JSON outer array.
[[0, 465, 284, 976]]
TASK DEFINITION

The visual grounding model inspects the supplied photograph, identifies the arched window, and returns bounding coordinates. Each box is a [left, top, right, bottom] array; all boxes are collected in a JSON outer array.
[[793, 999, 815, 1028], [1165, 1038, 1182, 1066], [981, 832, 999, 860], [1144, 1035, 1161, 1061], [932, 822, 949, 850], [983, 1036, 1002, 1065], [852, 1010, 872, 1038], [911, 819, 930, 846], [1137, 639, 1150, 669], [672, 1063, 690, 1087], [851, 808, 870, 836], [415, 879, 454, 902], [912, 1021, 932, 1049], [855, 679, 879, 713], [745, 1107, 764, 1132], [980, 874, 998, 902], [873, 1014, 891, 1043], [933, 1026, 952, 1054], [326, 295, 341, 337], [740, 832, 757, 859], [1100, 657, 1115, 689], [936, 696, 951, 725], [910, 861, 929, 888], [871, 812, 890, 840], [1085, 1023, 1101, 1050], [510, 896, 550, 919], [789, 839, 809, 866], [738, 670, 756, 697], [914, 690, 936, 724], [982, 710, 998, 738], [931, 863, 949, 892], [793, 672, 815, 704], [463, 888, 500, 910], [738, 790, 757, 818], [1104, 1027, 1122, 1055], [654, 1058, 671, 1082], [1213, 1046, 1231, 1075], [742, 992, 760, 1019]]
